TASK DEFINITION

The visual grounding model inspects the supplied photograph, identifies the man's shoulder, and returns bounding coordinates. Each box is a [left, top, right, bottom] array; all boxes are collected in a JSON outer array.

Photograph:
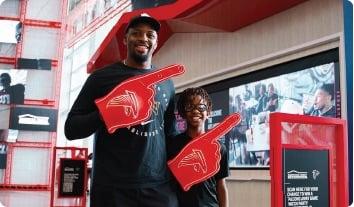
[[91, 62, 124, 76]]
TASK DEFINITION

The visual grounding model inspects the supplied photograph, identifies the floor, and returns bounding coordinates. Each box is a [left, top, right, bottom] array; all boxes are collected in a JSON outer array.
[[0, 191, 89, 207]]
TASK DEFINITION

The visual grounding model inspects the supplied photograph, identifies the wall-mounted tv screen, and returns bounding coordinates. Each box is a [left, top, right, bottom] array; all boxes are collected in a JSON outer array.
[[176, 49, 340, 169]]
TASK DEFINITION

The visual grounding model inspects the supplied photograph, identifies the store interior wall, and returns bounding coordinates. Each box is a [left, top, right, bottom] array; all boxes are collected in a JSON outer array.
[[53, 0, 345, 207], [153, 0, 344, 206]]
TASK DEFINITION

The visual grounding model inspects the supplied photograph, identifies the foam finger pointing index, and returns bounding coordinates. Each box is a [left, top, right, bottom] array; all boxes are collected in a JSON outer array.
[[205, 113, 242, 142], [138, 64, 185, 87]]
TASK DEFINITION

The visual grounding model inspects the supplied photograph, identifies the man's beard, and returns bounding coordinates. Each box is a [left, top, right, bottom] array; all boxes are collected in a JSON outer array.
[[131, 52, 148, 63]]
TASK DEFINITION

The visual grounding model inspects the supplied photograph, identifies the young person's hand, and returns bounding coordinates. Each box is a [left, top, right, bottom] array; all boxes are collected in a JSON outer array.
[[95, 64, 185, 133], [168, 113, 241, 191]]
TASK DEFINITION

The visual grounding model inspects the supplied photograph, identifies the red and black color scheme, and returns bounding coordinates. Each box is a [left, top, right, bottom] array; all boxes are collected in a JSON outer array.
[[168, 113, 241, 191], [95, 64, 185, 133], [86, 0, 307, 73], [50, 147, 88, 207], [270, 113, 348, 207]]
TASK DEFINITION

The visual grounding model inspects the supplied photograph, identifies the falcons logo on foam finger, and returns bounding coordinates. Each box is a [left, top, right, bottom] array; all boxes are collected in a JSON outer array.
[[178, 149, 207, 173], [168, 113, 241, 191], [106, 90, 139, 118], [95, 64, 185, 134]]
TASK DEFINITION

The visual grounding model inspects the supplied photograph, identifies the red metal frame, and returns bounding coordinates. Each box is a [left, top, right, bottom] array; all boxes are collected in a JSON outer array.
[[23, 99, 56, 106], [270, 112, 348, 207], [0, 142, 52, 189], [0, 0, 67, 197], [0, 57, 16, 65]]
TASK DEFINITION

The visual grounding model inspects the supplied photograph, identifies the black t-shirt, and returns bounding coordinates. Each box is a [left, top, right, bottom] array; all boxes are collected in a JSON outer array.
[[168, 132, 229, 207], [0, 84, 25, 104], [309, 105, 336, 117], [65, 62, 178, 188]]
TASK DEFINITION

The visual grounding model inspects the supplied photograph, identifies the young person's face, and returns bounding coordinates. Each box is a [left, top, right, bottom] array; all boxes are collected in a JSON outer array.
[[184, 95, 209, 129], [124, 23, 158, 64]]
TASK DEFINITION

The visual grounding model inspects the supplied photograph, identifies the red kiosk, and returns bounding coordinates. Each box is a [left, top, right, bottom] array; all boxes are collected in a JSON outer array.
[[270, 113, 348, 207]]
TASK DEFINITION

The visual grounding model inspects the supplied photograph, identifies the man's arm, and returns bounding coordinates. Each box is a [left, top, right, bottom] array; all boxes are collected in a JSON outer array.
[[217, 178, 229, 207], [64, 74, 103, 140]]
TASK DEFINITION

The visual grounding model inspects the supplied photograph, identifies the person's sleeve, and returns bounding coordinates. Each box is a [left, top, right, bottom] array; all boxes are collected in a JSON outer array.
[[164, 80, 179, 139], [64, 74, 103, 140], [215, 143, 230, 180]]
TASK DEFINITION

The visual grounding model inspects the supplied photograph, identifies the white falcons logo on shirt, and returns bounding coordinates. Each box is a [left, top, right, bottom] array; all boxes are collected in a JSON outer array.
[[106, 90, 139, 118], [178, 149, 207, 173]]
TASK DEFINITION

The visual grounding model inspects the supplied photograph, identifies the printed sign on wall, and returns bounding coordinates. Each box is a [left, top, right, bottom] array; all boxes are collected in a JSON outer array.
[[58, 159, 86, 197], [283, 149, 329, 207], [9, 107, 58, 132]]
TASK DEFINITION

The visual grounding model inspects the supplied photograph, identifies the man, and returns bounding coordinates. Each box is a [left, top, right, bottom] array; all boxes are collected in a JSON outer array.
[[0, 72, 25, 104], [65, 14, 179, 207], [255, 84, 267, 114], [265, 83, 278, 112], [308, 83, 335, 117]]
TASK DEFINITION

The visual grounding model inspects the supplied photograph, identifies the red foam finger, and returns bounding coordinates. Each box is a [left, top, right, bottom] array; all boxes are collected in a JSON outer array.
[[94, 64, 185, 133], [167, 113, 241, 191], [201, 113, 241, 143], [137, 64, 185, 87]]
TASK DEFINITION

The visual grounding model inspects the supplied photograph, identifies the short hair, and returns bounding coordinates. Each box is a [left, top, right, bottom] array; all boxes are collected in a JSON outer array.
[[177, 87, 212, 117], [318, 83, 334, 100], [0, 73, 11, 84]]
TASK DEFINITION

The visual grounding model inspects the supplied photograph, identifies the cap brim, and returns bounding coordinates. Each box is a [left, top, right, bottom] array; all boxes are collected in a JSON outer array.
[[125, 16, 161, 33]]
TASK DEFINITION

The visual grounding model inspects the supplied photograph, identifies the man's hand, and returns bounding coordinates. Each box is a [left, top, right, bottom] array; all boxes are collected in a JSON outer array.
[[168, 113, 241, 191], [95, 64, 185, 133]]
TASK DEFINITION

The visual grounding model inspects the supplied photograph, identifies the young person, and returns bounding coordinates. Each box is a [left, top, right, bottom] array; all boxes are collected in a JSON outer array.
[[65, 14, 179, 207], [168, 87, 229, 207]]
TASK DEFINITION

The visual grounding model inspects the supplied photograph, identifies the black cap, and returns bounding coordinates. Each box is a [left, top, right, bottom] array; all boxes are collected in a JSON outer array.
[[125, 13, 161, 34]]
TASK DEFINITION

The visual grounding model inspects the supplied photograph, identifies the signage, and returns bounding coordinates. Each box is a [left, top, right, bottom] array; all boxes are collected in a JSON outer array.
[[283, 149, 329, 207], [59, 159, 86, 197], [9, 107, 58, 132]]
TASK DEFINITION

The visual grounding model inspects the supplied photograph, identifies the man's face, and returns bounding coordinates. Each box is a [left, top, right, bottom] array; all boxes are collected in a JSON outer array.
[[313, 89, 331, 110], [124, 23, 158, 63]]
